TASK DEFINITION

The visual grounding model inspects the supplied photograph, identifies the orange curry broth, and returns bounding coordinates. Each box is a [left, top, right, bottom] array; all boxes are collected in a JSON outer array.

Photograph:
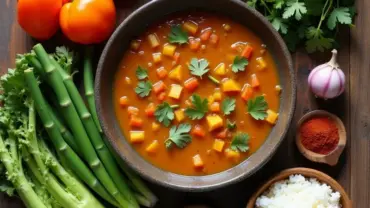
[[114, 13, 280, 175]]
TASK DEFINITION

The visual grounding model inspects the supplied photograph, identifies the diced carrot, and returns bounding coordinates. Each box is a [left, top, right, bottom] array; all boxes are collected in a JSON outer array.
[[145, 140, 159, 153], [251, 74, 260, 88], [127, 106, 139, 117], [209, 33, 219, 45], [241, 45, 253, 59], [157, 92, 166, 101], [119, 96, 129, 107], [173, 52, 180, 65], [130, 40, 141, 51], [189, 38, 201, 51], [129, 116, 143, 128], [241, 84, 253, 101], [192, 154, 204, 168], [183, 21, 198, 35], [192, 125, 206, 138], [145, 103, 156, 117], [216, 129, 228, 139], [156, 67, 168, 79], [147, 33, 160, 48], [153, 81, 167, 94], [200, 28, 212, 41], [210, 102, 220, 113], [184, 77, 199, 92]]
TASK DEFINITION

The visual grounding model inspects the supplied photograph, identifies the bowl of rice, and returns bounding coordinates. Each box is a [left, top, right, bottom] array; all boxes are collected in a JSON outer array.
[[246, 168, 352, 208]]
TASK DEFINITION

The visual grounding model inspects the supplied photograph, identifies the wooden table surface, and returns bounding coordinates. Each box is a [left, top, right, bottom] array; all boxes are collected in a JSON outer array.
[[0, 0, 369, 207]]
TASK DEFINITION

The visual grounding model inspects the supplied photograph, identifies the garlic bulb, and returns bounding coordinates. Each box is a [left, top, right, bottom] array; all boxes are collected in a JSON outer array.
[[308, 49, 345, 99]]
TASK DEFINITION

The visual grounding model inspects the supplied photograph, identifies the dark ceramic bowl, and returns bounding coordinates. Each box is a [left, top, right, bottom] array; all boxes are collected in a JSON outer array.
[[96, 0, 296, 191]]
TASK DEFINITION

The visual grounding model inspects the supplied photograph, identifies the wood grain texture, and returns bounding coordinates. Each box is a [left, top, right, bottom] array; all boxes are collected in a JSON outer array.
[[0, 0, 363, 207]]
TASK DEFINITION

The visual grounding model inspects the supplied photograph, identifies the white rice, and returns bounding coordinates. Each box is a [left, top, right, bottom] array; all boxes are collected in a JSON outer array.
[[256, 174, 341, 208]]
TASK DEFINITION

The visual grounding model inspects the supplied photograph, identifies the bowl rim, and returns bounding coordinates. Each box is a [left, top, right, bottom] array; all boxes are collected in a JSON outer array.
[[95, 0, 296, 191]]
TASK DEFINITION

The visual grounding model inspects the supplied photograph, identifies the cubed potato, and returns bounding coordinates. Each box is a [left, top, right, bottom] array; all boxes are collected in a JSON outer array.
[[213, 90, 222, 101], [206, 114, 224, 132], [214, 63, 227, 76], [183, 21, 198, 35], [192, 154, 204, 168], [152, 122, 160, 132], [145, 140, 159, 153], [174, 109, 185, 122], [212, 139, 225, 152], [168, 65, 183, 82], [256, 57, 267, 70], [152, 53, 162, 64], [168, 84, 183, 100], [163, 44, 176, 57], [266, 109, 278, 124], [222, 79, 241, 93], [147, 33, 160, 48], [225, 148, 240, 162], [130, 131, 145, 143]]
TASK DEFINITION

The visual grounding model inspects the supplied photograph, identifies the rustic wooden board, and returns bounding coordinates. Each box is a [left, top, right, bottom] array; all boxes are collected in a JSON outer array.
[[0, 0, 368, 207]]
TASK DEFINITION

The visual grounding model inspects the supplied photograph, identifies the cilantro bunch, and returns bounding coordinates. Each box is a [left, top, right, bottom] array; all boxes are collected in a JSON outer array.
[[246, 0, 355, 53]]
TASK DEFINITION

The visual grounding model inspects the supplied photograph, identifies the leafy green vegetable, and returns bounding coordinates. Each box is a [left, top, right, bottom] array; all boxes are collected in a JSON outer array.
[[53, 46, 76, 74], [247, 96, 268, 120], [155, 102, 175, 127], [135, 66, 148, 80], [230, 133, 250, 152], [168, 25, 189, 44], [189, 58, 209, 78], [135, 81, 152, 98], [283, 0, 307, 20], [208, 75, 220, 85], [221, 97, 236, 115], [185, 94, 208, 120], [226, 119, 236, 130], [164, 124, 192, 149], [232, 56, 249, 73], [327, 7, 352, 30]]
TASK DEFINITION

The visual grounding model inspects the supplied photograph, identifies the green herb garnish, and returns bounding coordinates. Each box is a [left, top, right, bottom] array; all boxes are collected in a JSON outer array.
[[168, 25, 189, 45], [135, 66, 148, 80], [247, 96, 268, 120], [226, 119, 236, 130], [231, 133, 250, 152], [165, 123, 192, 149], [134, 81, 152, 98], [208, 75, 220, 85], [222, 97, 236, 115], [185, 94, 208, 120], [189, 58, 209, 79], [231, 56, 248, 73], [154, 102, 175, 127]]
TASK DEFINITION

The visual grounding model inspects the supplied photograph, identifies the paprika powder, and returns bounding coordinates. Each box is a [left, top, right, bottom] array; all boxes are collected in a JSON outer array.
[[300, 116, 339, 155]]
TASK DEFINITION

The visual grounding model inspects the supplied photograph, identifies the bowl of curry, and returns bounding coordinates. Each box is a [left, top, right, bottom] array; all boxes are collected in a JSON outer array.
[[96, 0, 295, 190]]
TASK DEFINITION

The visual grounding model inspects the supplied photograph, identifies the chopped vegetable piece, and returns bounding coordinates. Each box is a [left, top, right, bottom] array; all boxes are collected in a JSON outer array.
[[174, 109, 185, 122], [135, 81, 152, 97], [208, 75, 220, 85], [210, 102, 220, 113], [223, 24, 231, 32], [209, 33, 219, 45], [130, 131, 145, 143], [125, 77, 132, 85], [152, 122, 160, 132], [189, 38, 201, 51], [135, 66, 148, 80], [241, 84, 253, 101], [256, 57, 267, 70], [153, 80, 167, 94], [152, 52, 162, 64], [148, 33, 160, 48], [168, 84, 183, 100], [163, 44, 177, 57], [214, 63, 227, 76], [232, 56, 248, 73], [216, 129, 228, 139], [230, 133, 249, 152], [183, 21, 198, 35], [208, 95, 215, 106], [226, 119, 236, 130], [213, 90, 222, 101], [154, 102, 174, 127], [189, 58, 209, 79], [241, 45, 253, 59], [157, 92, 166, 101], [184, 77, 199, 92], [119, 96, 129, 107], [191, 125, 206, 138], [225, 148, 240, 162], [146, 140, 159, 153], [251, 74, 260, 88], [200, 28, 212, 41], [127, 106, 139, 116], [165, 123, 192, 149], [156, 67, 168, 79], [222, 79, 241, 93], [145, 103, 156, 117], [169, 65, 183, 82], [266, 109, 279, 124], [173, 52, 180, 64], [247, 96, 268, 120], [275, 85, 282, 94], [168, 25, 188, 45], [206, 114, 224, 132], [221, 97, 236, 115], [213, 139, 225, 152], [129, 116, 143, 128], [192, 154, 204, 168], [185, 94, 208, 120], [130, 40, 141, 51]]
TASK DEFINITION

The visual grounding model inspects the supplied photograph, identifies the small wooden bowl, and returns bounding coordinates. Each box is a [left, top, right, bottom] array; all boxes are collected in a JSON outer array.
[[296, 110, 346, 166], [246, 168, 352, 208]]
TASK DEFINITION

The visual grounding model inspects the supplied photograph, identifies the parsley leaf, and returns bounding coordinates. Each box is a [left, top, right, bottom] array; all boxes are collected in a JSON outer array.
[[189, 58, 209, 79], [154, 102, 175, 127], [327, 7, 352, 30], [135, 66, 148, 80], [134, 81, 152, 98], [231, 56, 248, 73], [283, 0, 307, 20], [185, 94, 208, 120], [165, 123, 192, 149], [247, 96, 268, 120], [168, 25, 189, 45], [226, 119, 236, 130], [305, 27, 334, 53], [230, 133, 250, 152], [273, 0, 285, 9], [269, 16, 289, 34], [221, 97, 236, 115]]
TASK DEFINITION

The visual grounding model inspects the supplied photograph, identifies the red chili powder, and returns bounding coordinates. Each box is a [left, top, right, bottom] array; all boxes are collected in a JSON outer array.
[[300, 117, 339, 155]]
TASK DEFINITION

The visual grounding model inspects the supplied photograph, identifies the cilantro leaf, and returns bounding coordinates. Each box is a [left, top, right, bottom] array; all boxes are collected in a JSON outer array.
[[165, 123, 192, 149], [135, 66, 148, 80], [269, 16, 289, 34], [189, 58, 209, 78], [185, 94, 208, 120], [221, 97, 236, 115], [327, 7, 352, 30], [247, 96, 268, 120], [168, 25, 189, 45], [273, 0, 285, 9], [305, 27, 334, 53], [230, 133, 250, 152], [53, 46, 76, 74], [283, 0, 307, 20], [134, 81, 152, 98], [232, 56, 248, 73], [154, 102, 175, 127], [226, 119, 236, 130]]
